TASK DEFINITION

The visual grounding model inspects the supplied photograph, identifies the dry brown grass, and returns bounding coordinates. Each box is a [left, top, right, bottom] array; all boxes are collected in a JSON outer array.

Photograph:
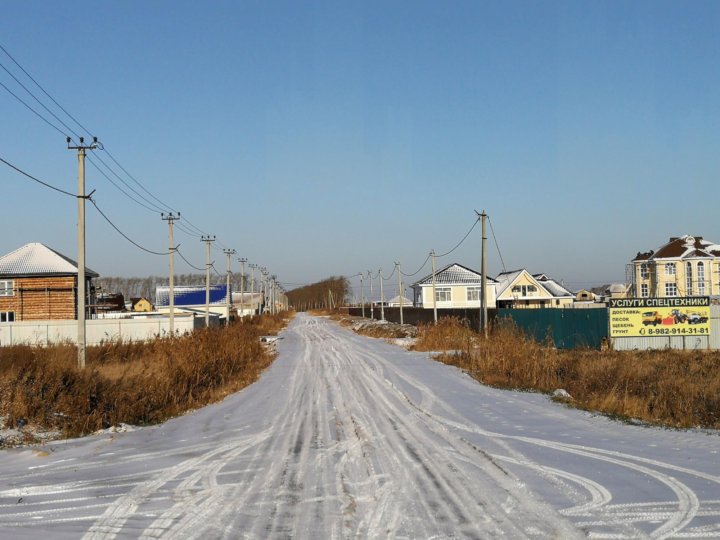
[[416, 318, 720, 429], [0, 312, 292, 438]]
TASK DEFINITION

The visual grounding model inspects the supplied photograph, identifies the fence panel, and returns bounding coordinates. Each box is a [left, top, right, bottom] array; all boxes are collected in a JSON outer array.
[[497, 308, 608, 349]]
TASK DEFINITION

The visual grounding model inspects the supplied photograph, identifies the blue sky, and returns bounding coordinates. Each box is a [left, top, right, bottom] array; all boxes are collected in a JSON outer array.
[[1, 1, 718, 294]]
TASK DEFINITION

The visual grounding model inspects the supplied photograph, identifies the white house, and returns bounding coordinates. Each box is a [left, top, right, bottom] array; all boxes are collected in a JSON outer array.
[[411, 263, 497, 309]]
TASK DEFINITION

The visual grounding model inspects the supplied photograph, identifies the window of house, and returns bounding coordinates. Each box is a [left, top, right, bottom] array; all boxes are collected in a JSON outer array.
[[466, 287, 481, 301], [435, 287, 451, 302], [511, 285, 536, 296], [0, 280, 14, 297], [686, 262, 693, 295], [641, 284, 649, 297], [0, 311, 14, 322], [698, 262, 705, 295], [640, 263, 649, 279], [665, 283, 678, 297], [665, 263, 676, 276]]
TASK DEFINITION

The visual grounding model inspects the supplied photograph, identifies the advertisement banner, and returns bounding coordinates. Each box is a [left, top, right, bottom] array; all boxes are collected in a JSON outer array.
[[608, 297, 710, 338]]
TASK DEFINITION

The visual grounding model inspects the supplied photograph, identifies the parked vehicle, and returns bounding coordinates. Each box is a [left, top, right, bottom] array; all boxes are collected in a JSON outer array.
[[687, 312, 709, 324]]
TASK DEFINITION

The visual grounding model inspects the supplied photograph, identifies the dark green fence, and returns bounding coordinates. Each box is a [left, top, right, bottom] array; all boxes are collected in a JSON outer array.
[[498, 308, 608, 349]]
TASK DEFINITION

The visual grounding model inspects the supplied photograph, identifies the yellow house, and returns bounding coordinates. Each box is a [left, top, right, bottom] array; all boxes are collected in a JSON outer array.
[[131, 297, 154, 312], [494, 269, 574, 309], [632, 235, 720, 298]]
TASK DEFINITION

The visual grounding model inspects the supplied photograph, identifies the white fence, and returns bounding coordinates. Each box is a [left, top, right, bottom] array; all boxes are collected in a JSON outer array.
[[0, 315, 205, 347]]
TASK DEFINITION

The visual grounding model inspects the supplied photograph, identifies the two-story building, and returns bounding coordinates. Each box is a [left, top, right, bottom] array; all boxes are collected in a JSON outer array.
[[0, 242, 98, 321], [494, 269, 574, 308], [632, 235, 720, 298]]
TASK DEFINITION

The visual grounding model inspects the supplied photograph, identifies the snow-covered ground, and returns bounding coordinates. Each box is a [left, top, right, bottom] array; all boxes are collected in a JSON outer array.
[[0, 313, 718, 538]]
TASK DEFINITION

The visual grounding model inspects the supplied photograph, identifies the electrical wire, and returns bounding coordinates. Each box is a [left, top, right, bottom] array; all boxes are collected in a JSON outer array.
[[1, 43, 221, 245], [488, 215, 507, 273], [175, 248, 206, 271], [436, 217, 479, 258], [0, 79, 68, 137], [0, 59, 83, 139], [86, 155, 162, 213], [0, 43, 93, 136], [89, 198, 170, 256], [0, 155, 76, 198], [382, 265, 397, 281], [399, 253, 431, 277], [89, 152, 167, 213]]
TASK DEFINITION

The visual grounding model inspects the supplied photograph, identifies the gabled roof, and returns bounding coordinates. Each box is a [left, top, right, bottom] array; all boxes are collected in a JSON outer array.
[[533, 274, 574, 298], [0, 243, 99, 278], [412, 262, 498, 287], [387, 295, 413, 305], [494, 269, 572, 300], [633, 235, 720, 262]]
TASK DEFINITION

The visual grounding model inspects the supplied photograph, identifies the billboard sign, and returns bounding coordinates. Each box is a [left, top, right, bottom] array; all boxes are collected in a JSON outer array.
[[609, 297, 710, 338]]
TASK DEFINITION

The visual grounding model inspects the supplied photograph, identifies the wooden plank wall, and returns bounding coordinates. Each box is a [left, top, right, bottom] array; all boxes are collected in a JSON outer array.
[[0, 277, 77, 320]]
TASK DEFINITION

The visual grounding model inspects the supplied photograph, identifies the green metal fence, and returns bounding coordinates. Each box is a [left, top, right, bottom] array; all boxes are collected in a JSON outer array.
[[497, 308, 608, 349]]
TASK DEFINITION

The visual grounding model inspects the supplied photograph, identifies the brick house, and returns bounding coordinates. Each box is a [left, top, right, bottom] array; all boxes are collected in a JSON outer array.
[[0, 243, 98, 322]]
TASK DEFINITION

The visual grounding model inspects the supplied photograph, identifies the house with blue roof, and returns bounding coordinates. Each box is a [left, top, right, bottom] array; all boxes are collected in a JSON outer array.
[[411, 263, 497, 309]]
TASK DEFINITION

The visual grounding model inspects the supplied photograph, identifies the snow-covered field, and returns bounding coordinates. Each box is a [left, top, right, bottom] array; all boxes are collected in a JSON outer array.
[[0, 313, 718, 538]]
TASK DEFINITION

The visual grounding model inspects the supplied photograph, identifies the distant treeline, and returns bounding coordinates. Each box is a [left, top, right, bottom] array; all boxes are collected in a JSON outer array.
[[95, 273, 250, 303], [287, 276, 350, 311]]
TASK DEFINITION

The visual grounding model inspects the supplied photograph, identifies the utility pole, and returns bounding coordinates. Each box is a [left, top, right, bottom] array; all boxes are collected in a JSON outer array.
[[68, 136, 98, 370], [396, 262, 404, 325], [360, 273, 365, 318], [368, 270, 374, 320], [162, 212, 180, 335], [249, 263, 257, 314], [202, 235, 215, 327], [379, 268, 385, 321], [223, 249, 236, 326], [476, 210, 488, 337], [238, 257, 247, 318], [431, 250, 437, 324]]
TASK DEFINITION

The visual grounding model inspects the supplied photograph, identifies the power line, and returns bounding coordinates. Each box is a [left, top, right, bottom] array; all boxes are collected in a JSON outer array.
[[399, 252, 431, 277], [176, 248, 205, 271], [86, 155, 162, 213], [0, 155, 76, 198], [0, 43, 94, 136], [0, 58, 82, 139], [436, 217, 479, 258], [487, 215, 507, 274], [0, 79, 68, 136], [89, 197, 170, 256]]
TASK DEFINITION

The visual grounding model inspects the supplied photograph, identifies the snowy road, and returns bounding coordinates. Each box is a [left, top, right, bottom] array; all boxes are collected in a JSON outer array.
[[0, 314, 719, 539]]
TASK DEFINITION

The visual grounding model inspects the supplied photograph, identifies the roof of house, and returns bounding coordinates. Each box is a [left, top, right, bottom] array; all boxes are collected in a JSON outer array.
[[387, 295, 413, 305], [0, 242, 99, 278], [494, 269, 573, 299], [412, 262, 498, 287], [633, 235, 720, 261], [532, 274, 574, 298]]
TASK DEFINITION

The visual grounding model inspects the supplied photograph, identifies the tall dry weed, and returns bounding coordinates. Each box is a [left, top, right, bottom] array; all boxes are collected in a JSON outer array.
[[0, 312, 292, 438]]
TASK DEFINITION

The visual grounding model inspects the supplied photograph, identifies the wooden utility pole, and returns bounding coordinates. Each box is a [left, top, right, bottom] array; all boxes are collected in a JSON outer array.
[[162, 212, 180, 335], [68, 136, 98, 369], [202, 235, 215, 327]]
